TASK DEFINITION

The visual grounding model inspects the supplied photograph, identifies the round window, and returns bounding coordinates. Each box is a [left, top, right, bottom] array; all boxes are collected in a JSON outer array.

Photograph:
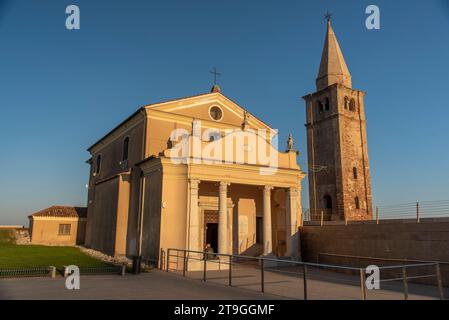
[[209, 106, 223, 121]]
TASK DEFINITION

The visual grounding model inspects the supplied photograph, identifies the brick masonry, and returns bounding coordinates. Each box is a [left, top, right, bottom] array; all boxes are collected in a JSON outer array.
[[302, 20, 373, 221], [299, 219, 449, 286]]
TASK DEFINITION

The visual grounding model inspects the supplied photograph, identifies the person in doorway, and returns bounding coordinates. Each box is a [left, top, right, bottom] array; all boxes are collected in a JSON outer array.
[[204, 243, 215, 260]]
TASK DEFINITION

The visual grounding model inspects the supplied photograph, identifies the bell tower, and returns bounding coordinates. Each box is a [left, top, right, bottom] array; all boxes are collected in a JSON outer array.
[[303, 18, 373, 221]]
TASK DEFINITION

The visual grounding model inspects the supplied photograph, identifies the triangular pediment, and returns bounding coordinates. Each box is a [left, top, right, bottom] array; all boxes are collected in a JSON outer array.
[[145, 92, 273, 131]]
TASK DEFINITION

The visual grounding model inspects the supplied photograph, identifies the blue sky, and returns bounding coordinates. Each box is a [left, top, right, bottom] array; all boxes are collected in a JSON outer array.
[[1, 0, 448, 225]]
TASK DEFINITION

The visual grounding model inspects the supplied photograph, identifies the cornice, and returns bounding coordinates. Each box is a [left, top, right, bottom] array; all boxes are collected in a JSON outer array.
[[88, 112, 145, 154]]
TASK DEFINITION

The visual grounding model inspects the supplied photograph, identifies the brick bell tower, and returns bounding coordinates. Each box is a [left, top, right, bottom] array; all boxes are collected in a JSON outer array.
[[303, 18, 373, 221]]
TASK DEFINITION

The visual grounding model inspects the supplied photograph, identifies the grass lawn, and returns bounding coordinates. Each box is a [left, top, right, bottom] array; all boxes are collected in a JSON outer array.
[[0, 229, 110, 270]]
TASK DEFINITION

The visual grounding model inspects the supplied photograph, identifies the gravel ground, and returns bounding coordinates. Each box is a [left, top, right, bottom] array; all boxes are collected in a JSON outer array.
[[77, 246, 131, 265]]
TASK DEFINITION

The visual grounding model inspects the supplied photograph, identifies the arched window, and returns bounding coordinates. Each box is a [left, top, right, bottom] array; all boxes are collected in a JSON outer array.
[[344, 97, 350, 110], [324, 98, 330, 111], [317, 101, 324, 114], [353, 167, 358, 179], [349, 99, 356, 112], [324, 195, 332, 210], [95, 154, 102, 174], [122, 137, 130, 161], [355, 196, 360, 210]]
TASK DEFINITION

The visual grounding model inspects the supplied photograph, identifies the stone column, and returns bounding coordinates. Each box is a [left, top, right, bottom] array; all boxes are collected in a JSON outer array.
[[285, 187, 298, 258], [218, 181, 229, 254], [189, 179, 200, 252], [263, 186, 273, 255]]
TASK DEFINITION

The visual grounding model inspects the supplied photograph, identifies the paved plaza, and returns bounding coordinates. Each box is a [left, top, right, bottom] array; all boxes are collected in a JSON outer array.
[[1, 264, 447, 300], [179, 263, 445, 300], [0, 271, 276, 300]]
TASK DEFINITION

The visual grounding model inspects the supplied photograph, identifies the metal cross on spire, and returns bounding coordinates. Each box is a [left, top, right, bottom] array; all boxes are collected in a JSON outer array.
[[209, 67, 222, 85], [324, 11, 333, 22]]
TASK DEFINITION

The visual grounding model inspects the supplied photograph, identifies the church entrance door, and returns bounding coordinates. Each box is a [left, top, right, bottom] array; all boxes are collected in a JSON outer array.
[[204, 210, 219, 253], [206, 223, 218, 254]]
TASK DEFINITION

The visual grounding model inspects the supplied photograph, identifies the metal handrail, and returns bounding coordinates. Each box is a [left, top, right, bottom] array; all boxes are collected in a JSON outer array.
[[377, 263, 437, 270], [168, 248, 362, 271], [166, 247, 445, 300], [317, 252, 449, 266]]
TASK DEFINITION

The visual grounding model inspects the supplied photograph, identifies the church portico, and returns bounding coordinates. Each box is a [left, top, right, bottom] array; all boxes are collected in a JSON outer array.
[[183, 172, 302, 270], [132, 145, 305, 270]]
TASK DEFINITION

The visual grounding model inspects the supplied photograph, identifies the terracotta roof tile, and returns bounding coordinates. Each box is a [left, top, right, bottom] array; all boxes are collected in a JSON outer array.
[[29, 206, 87, 219]]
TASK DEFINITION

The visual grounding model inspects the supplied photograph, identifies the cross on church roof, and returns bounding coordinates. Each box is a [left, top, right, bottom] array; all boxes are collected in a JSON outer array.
[[209, 67, 222, 85], [324, 11, 333, 22]]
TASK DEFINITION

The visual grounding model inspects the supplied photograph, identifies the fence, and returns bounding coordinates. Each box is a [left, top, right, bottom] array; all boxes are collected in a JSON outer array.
[[376, 200, 449, 221], [303, 200, 449, 224], [166, 248, 444, 300], [317, 252, 446, 299], [64, 265, 126, 277], [0, 267, 53, 279], [373, 263, 444, 300], [0, 264, 126, 279]]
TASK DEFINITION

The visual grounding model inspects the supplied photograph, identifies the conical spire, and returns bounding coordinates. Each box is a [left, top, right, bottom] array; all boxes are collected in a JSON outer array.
[[316, 19, 352, 91]]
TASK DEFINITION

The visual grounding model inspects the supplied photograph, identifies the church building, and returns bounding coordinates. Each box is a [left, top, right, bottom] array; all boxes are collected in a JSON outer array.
[[85, 86, 305, 266]]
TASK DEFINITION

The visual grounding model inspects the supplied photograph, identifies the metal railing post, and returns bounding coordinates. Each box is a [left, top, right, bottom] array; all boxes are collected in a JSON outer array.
[[160, 248, 165, 270], [260, 258, 265, 293], [228, 255, 232, 287], [49, 266, 56, 279], [402, 266, 409, 300], [416, 202, 420, 223], [320, 210, 324, 227], [376, 207, 379, 224], [166, 249, 170, 272], [303, 264, 308, 300], [182, 250, 187, 277], [203, 251, 207, 282], [359, 268, 366, 300], [436, 263, 444, 300]]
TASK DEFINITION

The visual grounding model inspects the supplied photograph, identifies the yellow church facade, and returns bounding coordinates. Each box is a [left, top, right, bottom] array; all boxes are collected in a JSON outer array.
[[85, 87, 305, 266]]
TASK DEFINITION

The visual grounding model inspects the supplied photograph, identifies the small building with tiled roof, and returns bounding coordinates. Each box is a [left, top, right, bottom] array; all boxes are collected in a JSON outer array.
[[28, 206, 87, 246]]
